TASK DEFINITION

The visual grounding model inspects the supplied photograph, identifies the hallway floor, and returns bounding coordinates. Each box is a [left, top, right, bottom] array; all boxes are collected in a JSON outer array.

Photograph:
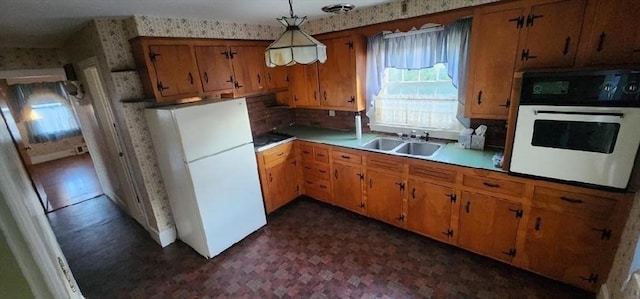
[[31, 153, 102, 212], [48, 196, 593, 298]]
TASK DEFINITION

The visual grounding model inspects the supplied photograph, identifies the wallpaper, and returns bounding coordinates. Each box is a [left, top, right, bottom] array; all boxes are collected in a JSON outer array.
[[304, 0, 499, 35], [605, 192, 640, 298], [0, 48, 65, 71]]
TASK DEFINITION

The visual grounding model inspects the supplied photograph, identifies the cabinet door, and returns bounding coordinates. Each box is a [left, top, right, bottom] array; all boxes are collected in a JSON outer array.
[[266, 66, 289, 90], [230, 46, 267, 95], [266, 158, 300, 213], [318, 36, 357, 110], [583, 0, 640, 66], [467, 8, 524, 119], [524, 207, 614, 291], [458, 191, 522, 262], [289, 63, 320, 107], [332, 163, 364, 213], [148, 45, 201, 98], [193, 45, 235, 93], [406, 180, 454, 243], [366, 169, 404, 226], [519, 0, 585, 69]]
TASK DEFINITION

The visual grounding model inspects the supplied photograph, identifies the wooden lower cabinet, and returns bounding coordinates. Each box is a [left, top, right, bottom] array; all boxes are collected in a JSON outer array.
[[366, 169, 405, 227], [406, 180, 455, 243], [256, 142, 301, 213], [457, 191, 522, 263], [522, 207, 615, 291], [332, 162, 365, 214], [281, 140, 632, 292]]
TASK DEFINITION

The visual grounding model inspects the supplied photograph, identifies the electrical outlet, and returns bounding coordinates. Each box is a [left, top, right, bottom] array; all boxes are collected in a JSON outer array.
[[328, 110, 336, 117]]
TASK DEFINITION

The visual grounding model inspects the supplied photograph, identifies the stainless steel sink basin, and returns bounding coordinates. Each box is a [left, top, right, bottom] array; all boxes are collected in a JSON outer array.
[[395, 142, 442, 157], [361, 138, 404, 151]]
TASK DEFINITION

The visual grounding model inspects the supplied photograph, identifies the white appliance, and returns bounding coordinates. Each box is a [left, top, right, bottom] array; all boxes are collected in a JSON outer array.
[[510, 70, 640, 189], [145, 98, 267, 258]]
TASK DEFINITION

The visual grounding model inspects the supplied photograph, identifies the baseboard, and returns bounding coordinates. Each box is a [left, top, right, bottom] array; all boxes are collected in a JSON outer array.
[[598, 283, 610, 299], [31, 150, 87, 164], [147, 226, 177, 248]]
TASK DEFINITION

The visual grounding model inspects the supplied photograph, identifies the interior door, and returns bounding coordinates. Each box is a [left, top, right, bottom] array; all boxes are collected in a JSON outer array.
[[80, 61, 146, 226]]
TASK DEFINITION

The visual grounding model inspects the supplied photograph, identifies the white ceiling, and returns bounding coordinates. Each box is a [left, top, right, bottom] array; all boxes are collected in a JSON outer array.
[[0, 0, 391, 48]]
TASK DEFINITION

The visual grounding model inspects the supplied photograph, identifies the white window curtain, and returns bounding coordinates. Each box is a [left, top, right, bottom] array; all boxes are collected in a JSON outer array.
[[8, 82, 81, 143], [366, 18, 473, 129]]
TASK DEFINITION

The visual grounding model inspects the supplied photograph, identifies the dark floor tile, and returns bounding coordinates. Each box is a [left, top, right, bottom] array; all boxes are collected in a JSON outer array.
[[48, 196, 593, 299]]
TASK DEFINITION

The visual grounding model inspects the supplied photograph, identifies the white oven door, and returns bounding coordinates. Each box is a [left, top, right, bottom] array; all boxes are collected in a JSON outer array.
[[510, 105, 640, 189]]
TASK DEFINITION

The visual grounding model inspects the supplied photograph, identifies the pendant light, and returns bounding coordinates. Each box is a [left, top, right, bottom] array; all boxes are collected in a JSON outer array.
[[265, 0, 327, 67]]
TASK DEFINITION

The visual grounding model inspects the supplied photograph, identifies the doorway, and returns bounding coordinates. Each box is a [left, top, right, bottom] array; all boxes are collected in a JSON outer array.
[[0, 77, 103, 213]]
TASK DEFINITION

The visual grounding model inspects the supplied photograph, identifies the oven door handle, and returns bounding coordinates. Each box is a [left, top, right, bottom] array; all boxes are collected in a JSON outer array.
[[534, 110, 624, 118]]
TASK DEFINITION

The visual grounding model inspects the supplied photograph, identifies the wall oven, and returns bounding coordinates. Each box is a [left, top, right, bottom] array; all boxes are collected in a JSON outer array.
[[510, 69, 640, 189]]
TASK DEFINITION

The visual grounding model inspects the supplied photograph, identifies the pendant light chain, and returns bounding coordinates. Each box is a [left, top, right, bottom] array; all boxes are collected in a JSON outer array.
[[288, 0, 294, 17]]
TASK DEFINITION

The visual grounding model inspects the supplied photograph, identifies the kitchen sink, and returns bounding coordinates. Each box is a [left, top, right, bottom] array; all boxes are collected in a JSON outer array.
[[360, 137, 444, 158], [361, 138, 404, 151], [395, 142, 442, 157]]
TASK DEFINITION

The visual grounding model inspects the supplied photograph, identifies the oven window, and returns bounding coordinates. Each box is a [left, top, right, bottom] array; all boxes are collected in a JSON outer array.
[[531, 120, 619, 153]]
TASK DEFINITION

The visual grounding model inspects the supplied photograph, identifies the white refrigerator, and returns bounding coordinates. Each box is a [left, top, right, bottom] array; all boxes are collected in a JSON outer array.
[[145, 98, 267, 259]]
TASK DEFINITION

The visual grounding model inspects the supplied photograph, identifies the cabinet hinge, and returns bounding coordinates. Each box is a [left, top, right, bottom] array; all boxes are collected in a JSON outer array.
[[442, 229, 454, 238], [508, 15, 524, 29], [357, 173, 364, 180], [149, 51, 160, 62], [359, 202, 366, 208], [396, 182, 405, 191], [296, 185, 300, 192], [345, 41, 354, 49], [502, 248, 517, 257], [447, 193, 456, 203], [521, 49, 537, 61], [593, 228, 612, 240], [579, 273, 599, 284], [396, 214, 405, 221], [347, 96, 355, 103], [509, 208, 523, 219], [525, 14, 544, 27]]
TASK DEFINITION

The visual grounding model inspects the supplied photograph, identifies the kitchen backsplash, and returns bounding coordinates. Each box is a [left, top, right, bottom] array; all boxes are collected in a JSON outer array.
[[294, 109, 370, 132], [246, 94, 294, 136]]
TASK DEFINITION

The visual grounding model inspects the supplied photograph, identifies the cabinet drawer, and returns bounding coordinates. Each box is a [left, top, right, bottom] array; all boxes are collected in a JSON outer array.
[[262, 142, 294, 166], [366, 154, 404, 173], [409, 162, 457, 184], [462, 174, 525, 197], [303, 178, 331, 200], [302, 161, 330, 180], [314, 148, 330, 163], [299, 144, 314, 161], [332, 150, 362, 165], [533, 186, 617, 220]]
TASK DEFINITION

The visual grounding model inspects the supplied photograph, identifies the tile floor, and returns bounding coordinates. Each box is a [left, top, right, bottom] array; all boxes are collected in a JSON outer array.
[[48, 196, 593, 298]]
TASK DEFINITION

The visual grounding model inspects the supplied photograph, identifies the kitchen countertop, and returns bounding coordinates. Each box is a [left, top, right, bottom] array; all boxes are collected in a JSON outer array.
[[274, 126, 504, 172]]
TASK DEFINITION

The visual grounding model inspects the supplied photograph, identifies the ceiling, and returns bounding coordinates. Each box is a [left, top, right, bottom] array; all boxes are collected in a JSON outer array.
[[0, 0, 391, 48]]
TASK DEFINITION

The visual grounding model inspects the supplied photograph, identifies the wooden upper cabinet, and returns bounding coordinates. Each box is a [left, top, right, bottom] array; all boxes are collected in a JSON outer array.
[[318, 36, 358, 110], [578, 0, 640, 66], [518, 0, 586, 69], [406, 180, 455, 243], [230, 46, 267, 96], [366, 169, 405, 227], [523, 207, 614, 291], [289, 63, 321, 108], [131, 40, 202, 103], [265, 65, 289, 90], [466, 7, 524, 119], [193, 45, 234, 94], [457, 191, 522, 263]]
